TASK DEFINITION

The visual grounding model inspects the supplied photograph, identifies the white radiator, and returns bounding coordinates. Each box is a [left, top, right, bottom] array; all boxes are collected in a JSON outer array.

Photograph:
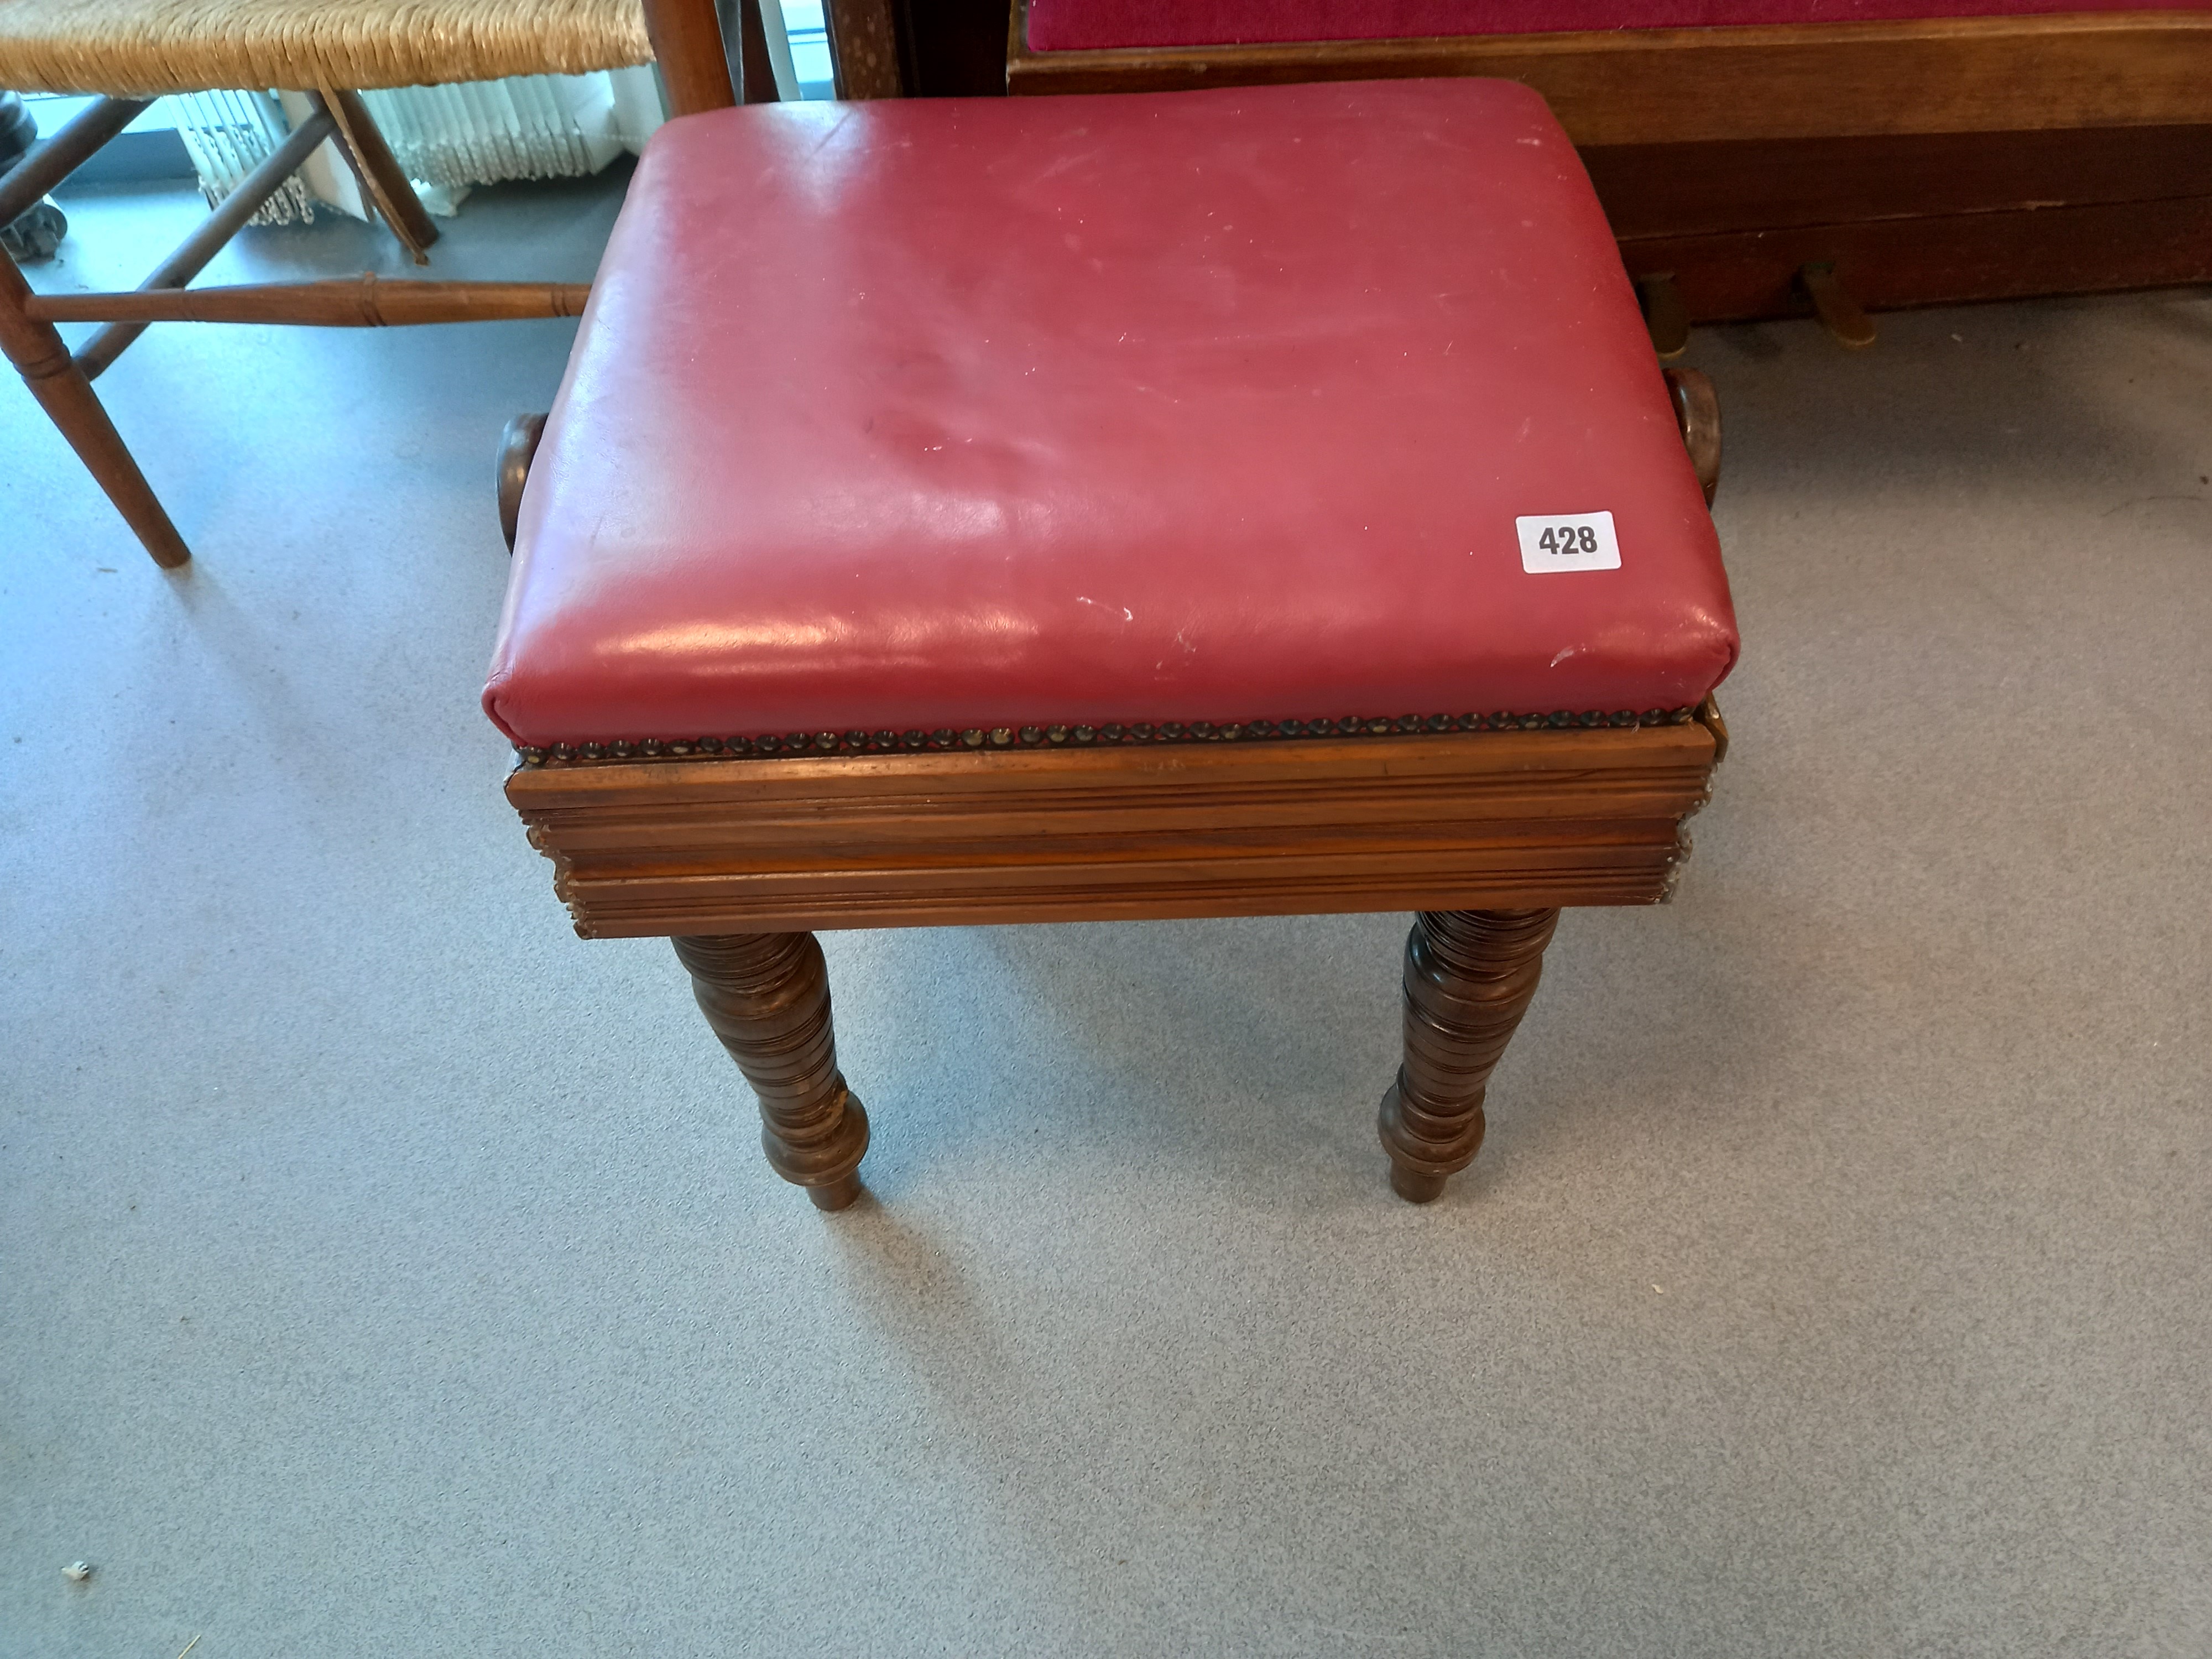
[[168, 0, 827, 226], [171, 88, 320, 225], [352, 70, 667, 196], [171, 66, 668, 225]]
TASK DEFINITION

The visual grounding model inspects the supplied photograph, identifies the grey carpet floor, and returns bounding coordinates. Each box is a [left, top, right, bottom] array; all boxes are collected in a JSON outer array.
[[3, 173, 2208, 1659]]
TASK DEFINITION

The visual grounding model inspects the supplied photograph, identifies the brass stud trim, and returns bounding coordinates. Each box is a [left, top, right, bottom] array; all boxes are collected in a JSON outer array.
[[513, 706, 1703, 768]]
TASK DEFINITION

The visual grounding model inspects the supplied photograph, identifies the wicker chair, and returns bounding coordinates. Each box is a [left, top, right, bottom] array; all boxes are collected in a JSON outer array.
[[0, 0, 701, 567]]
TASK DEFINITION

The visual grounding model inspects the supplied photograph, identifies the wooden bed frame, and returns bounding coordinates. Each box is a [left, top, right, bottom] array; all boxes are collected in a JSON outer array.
[[1005, 3, 2212, 331]]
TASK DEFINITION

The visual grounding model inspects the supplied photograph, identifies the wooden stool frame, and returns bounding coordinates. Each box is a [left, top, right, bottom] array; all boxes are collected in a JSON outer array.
[[508, 716, 1724, 1209]]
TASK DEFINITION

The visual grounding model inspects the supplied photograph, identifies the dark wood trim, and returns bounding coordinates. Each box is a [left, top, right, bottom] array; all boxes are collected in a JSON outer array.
[[506, 725, 1717, 939], [1006, 5, 2212, 147], [30, 278, 592, 327], [1598, 124, 2212, 322], [1622, 194, 2212, 324], [1583, 124, 2212, 241]]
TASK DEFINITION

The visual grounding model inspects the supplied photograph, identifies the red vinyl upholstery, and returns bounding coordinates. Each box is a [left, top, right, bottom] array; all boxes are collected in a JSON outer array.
[[485, 81, 1738, 750], [1026, 1, 2212, 51]]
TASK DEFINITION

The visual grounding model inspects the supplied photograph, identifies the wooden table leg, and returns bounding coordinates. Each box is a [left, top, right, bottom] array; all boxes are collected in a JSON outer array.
[[673, 932, 870, 1210], [0, 244, 188, 567], [1378, 908, 1560, 1203]]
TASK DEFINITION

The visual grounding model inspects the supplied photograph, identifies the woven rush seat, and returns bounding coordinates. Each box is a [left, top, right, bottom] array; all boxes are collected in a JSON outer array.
[[0, 0, 649, 95], [486, 79, 1738, 754]]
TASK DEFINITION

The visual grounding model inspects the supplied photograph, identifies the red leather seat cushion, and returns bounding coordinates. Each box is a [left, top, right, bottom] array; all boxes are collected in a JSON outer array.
[[486, 80, 1738, 750], [1026, 1, 2209, 51]]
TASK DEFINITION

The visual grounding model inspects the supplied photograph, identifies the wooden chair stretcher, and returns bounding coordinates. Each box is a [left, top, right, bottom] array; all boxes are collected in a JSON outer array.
[[2, 90, 595, 568]]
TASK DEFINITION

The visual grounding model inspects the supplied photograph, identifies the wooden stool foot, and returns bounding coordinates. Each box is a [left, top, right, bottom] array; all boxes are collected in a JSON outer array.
[[674, 932, 870, 1207], [1377, 908, 1559, 1202], [806, 1171, 865, 1211], [1387, 1159, 1449, 1204]]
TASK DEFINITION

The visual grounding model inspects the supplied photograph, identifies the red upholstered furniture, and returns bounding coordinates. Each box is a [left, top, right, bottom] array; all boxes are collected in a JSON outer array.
[[1009, 1, 2212, 335], [488, 84, 1734, 746], [492, 75, 1738, 1209]]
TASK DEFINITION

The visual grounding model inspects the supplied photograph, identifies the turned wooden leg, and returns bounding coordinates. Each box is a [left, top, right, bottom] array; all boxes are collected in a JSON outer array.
[[314, 90, 437, 265], [1378, 908, 1559, 1203], [673, 932, 869, 1210], [0, 246, 188, 567]]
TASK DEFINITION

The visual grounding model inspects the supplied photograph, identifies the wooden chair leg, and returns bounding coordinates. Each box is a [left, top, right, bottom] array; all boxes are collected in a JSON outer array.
[[0, 246, 188, 567], [314, 90, 437, 266], [673, 932, 870, 1210], [1378, 908, 1560, 1203]]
